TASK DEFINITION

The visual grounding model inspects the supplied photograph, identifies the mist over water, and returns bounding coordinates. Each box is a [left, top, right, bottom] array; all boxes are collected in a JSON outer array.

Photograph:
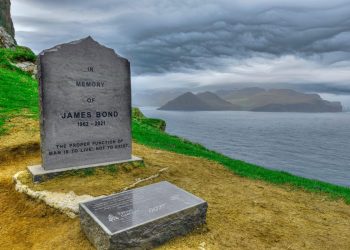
[[318, 94, 350, 111], [141, 107, 350, 187]]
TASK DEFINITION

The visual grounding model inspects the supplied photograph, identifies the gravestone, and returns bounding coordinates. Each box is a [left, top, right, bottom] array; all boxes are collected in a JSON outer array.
[[28, 37, 142, 182], [79, 181, 208, 250]]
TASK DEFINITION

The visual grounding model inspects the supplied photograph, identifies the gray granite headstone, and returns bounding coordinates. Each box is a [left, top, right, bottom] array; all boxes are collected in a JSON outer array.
[[37, 37, 133, 170], [79, 181, 208, 250]]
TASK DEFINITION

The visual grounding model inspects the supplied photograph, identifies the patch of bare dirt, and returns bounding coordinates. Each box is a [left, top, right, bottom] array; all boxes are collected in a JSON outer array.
[[0, 154, 93, 250], [0, 117, 39, 161]]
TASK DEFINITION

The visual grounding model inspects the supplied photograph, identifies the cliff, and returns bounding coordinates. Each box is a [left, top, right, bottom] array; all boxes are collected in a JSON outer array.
[[0, 0, 15, 38], [0, 0, 16, 48]]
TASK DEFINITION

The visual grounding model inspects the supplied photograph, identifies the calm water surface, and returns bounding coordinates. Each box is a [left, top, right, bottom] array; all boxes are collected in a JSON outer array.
[[141, 107, 350, 187]]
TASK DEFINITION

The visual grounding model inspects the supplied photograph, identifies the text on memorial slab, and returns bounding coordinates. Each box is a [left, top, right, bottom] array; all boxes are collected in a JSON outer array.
[[61, 111, 118, 119], [48, 139, 129, 156], [76, 80, 105, 88]]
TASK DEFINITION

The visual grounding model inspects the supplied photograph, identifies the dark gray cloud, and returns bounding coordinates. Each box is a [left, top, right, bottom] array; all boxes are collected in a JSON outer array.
[[11, 0, 350, 95]]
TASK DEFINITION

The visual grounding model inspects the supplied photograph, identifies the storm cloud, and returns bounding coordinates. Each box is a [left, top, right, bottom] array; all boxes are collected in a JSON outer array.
[[11, 0, 350, 95]]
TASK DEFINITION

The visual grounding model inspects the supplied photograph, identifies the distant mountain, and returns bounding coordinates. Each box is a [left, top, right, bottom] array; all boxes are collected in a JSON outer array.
[[160, 88, 342, 112], [216, 87, 266, 109], [159, 91, 241, 111], [196, 92, 241, 110], [133, 89, 186, 107], [217, 87, 265, 101], [159, 92, 212, 111], [218, 88, 342, 112]]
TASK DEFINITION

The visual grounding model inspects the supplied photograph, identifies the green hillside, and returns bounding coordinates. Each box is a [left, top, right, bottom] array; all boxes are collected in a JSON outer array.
[[1, 47, 350, 204], [0, 46, 38, 134]]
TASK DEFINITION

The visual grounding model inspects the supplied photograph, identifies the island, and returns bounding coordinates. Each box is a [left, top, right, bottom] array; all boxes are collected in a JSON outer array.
[[158, 92, 241, 111], [159, 88, 342, 112]]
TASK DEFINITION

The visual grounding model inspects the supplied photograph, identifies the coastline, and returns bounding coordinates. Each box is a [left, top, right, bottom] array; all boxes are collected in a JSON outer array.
[[132, 108, 350, 203]]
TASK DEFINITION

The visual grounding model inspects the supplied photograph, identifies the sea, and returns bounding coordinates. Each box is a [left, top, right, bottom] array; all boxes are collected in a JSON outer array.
[[140, 107, 350, 187]]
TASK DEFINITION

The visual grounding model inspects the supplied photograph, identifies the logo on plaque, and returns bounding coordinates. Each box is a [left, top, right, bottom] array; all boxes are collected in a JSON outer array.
[[108, 214, 119, 222]]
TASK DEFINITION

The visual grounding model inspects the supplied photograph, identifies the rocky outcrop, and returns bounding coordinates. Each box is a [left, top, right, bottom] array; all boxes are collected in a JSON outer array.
[[0, 26, 15, 47], [0, 0, 15, 38], [0, 0, 16, 47], [14, 61, 38, 76]]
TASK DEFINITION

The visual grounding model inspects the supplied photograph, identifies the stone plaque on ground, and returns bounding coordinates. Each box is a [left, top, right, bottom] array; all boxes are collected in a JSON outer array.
[[79, 181, 208, 250], [28, 37, 141, 181]]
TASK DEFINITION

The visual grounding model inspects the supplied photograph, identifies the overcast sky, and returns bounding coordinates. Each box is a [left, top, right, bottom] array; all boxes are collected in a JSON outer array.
[[11, 0, 350, 97]]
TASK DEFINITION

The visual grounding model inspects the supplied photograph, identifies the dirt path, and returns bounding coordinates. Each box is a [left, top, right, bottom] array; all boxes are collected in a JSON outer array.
[[1, 120, 350, 249]]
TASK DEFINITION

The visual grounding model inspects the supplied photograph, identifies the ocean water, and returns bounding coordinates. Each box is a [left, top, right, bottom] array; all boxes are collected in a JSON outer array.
[[140, 107, 350, 187]]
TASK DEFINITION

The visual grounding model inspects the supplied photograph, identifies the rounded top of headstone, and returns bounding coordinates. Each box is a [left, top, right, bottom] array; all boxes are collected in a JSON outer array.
[[39, 36, 127, 62]]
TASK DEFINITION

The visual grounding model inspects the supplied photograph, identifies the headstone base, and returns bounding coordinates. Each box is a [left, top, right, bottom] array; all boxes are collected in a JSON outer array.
[[27, 155, 143, 183]]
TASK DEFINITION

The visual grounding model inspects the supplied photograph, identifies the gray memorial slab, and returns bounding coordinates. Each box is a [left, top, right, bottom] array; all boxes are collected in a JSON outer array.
[[79, 181, 208, 250], [27, 37, 142, 181]]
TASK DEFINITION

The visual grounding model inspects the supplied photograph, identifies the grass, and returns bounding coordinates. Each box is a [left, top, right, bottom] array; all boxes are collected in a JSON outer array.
[[132, 115, 350, 203], [1, 47, 350, 204], [0, 47, 38, 134], [132, 107, 166, 131], [106, 165, 118, 174], [0, 46, 36, 64]]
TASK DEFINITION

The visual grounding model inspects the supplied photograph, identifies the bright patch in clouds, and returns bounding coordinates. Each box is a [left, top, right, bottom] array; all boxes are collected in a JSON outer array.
[[133, 55, 350, 92]]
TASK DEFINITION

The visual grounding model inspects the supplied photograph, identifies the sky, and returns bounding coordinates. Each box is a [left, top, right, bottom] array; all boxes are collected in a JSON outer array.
[[11, 0, 350, 103]]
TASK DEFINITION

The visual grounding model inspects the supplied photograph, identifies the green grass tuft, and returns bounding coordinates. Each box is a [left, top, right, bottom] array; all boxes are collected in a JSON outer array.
[[83, 168, 95, 176], [106, 165, 118, 174], [0, 46, 36, 70]]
